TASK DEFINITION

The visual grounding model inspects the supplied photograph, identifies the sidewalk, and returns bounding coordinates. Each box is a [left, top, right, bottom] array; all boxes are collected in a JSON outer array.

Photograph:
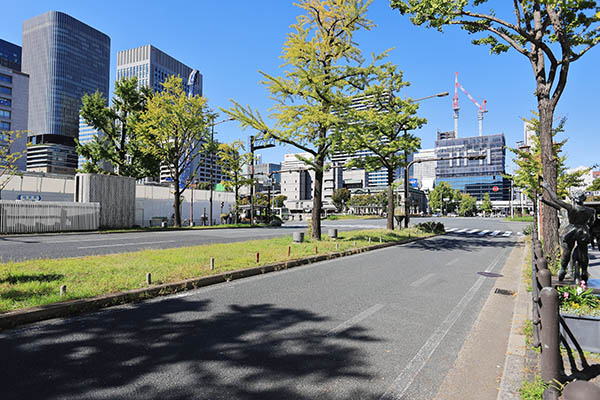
[[433, 237, 531, 399]]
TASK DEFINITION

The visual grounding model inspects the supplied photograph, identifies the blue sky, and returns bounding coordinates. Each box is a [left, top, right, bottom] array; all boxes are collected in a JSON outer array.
[[3, 1, 599, 172]]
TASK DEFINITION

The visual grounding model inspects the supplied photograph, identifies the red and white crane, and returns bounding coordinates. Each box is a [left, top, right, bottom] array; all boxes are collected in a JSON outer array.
[[452, 72, 488, 137]]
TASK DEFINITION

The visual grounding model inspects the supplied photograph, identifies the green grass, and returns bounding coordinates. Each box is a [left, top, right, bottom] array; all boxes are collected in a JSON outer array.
[[504, 215, 534, 222], [520, 375, 547, 400], [0, 228, 428, 313], [326, 214, 382, 221]]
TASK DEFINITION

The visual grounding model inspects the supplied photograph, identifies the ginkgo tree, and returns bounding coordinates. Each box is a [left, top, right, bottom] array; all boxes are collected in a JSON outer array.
[[390, 0, 600, 259], [340, 65, 426, 230], [136, 76, 216, 227], [0, 131, 26, 198], [225, 0, 382, 240]]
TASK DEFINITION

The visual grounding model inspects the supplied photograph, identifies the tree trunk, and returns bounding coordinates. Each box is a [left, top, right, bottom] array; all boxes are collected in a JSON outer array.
[[173, 174, 181, 228], [538, 99, 559, 257], [234, 184, 239, 224], [311, 157, 324, 240], [387, 168, 394, 230]]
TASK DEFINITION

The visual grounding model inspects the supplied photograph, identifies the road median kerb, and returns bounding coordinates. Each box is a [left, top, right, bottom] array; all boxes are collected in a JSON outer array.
[[0, 234, 433, 330]]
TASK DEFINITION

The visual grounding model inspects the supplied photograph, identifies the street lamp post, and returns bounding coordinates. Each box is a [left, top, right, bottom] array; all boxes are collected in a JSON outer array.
[[404, 152, 486, 228], [249, 134, 275, 226]]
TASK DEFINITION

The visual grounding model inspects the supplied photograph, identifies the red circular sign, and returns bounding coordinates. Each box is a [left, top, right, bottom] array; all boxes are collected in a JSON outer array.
[[492, 186, 499, 192]]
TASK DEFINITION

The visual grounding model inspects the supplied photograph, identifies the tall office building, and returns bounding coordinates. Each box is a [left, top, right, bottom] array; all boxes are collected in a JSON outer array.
[[0, 39, 22, 71], [411, 148, 436, 191], [22, 11, 110, 175], [116, 45, 202, 96], [117, 45, 207, 183], [0, 39, 28, 171], [435, 133, 509, 200]]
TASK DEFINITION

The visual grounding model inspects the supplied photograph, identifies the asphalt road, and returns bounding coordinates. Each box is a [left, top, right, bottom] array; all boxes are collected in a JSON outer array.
[[0, 216, 528, 262], [0, 230, 522, 399]]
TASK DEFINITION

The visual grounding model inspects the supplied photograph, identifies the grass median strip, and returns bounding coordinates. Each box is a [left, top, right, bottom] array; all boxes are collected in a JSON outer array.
[[0, 228, 429, 313]]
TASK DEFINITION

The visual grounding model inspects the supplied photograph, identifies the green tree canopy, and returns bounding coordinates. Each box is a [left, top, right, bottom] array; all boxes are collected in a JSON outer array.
[[79, 76, 159, 179], [225, 0, 382, 239], [458, 193, 477, 217], [273, 195, 287, 208], [332, 188, 351, 212], [0, 131, 26, 195], [428, 181, 454, 214], [390, 0, 600, 262], [216, 140, 253, 223], [136, 76, 215, 227], [340, 65, 426, 229], [481, 193, 492, 216]]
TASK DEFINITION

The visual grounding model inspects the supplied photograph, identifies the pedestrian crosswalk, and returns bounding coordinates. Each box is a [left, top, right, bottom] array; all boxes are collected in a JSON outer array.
[[445, 227, 519, 237]]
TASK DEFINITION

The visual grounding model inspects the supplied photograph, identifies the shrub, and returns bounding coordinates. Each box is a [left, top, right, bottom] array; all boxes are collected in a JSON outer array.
[[415, 222, 445, 234], [557, 281, 599, 309], [523, 223, 535, 235]]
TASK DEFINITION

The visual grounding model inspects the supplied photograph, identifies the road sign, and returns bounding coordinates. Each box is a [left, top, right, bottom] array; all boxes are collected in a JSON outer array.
[[492, 186, 499, 192], [17, 194, 42, 201]]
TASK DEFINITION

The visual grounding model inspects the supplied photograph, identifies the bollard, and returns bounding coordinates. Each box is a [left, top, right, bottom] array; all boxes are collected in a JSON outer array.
[[210, 258, 215, 271], [161, 221, 168, 228], [539, 286, 561, 398], [336, 243, 339, 250], [537, 268, 552, 289], [328, 228, 338, 239], [146, 273, 152, 285], [354, 241, 356, 247], [287, 246, 291, 257], [408, 233, 411, 239], [379, 235, 382, 243], [293, 232, 304, 243], [256, 252, 260, 263], [315, 246, 318, 255], [60, 285, 66, 296], [368, 237, 371, 244]]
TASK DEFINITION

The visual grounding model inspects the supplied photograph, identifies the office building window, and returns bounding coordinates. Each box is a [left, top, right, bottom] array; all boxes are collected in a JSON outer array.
[[0, 98, 10, 106], [0, 74, 11, 83], [0, 121, 10, 130], [0, 86, 10, 95], [0, 109, 9, 118]]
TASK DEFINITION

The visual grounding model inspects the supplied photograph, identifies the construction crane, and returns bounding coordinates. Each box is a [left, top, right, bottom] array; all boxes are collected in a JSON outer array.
[[452, 72, 488, 137]]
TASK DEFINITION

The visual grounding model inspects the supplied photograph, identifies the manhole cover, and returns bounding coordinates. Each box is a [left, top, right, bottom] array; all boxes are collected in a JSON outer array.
[[477, 272, 504, 278], [494, 288, 515, 296]]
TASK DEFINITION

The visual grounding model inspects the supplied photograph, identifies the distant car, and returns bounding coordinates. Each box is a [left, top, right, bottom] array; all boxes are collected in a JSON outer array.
[[447, 213, 457, 217], [432, 213, 441, 217]]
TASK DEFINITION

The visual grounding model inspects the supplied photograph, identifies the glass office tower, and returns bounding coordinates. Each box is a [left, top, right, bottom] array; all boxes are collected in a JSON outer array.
[[435, 133, 510, 201], [22, 11, 110, 175]]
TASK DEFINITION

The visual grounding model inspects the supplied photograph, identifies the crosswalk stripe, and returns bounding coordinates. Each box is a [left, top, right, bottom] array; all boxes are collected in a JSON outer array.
[[478, 230, 490, 236], [467, 229, 479, 234], [502, 231, 512, 237], [490, 230, 501, 236], [446, 228, 458, 232], [456, 228, 468, 233]]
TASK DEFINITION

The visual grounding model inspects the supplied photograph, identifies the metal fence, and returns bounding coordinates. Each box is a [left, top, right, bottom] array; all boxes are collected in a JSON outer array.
[[0, 201, 100, 234]]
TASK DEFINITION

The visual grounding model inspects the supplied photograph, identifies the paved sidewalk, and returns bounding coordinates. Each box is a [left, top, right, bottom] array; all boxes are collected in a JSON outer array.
[[434, 238, 527, 399]]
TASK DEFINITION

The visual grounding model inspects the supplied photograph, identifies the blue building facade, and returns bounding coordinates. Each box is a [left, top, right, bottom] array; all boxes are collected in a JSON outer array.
[[0, 39, 21, 72], [435, 133, 510, 201]]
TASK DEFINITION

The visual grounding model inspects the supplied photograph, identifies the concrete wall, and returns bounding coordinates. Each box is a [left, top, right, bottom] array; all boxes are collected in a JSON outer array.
[[75, 174, 135, 229], [0, 200, 99, 233], [136, 185, 236, 227], [2, 173, 236, 227]]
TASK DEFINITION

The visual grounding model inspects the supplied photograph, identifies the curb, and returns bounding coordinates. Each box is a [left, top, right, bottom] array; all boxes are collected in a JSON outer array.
[[497, 238, 531, 399], [0, 235, 429, 330]]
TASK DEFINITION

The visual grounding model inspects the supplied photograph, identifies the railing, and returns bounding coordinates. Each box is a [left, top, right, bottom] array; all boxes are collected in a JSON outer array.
[[530, 234, 562, 399], [0, 201, 100, 234]]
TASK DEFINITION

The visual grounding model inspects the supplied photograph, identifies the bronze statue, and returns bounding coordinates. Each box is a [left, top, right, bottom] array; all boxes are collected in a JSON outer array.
[[541, 182, 595, 282]]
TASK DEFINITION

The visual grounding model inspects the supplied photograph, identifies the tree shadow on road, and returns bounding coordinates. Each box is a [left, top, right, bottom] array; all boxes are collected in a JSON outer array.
[[0, 297, 382, 400], [403, 233, 521, 253]]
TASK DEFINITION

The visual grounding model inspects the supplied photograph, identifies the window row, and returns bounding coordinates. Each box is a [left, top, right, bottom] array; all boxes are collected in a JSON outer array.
[[0, 86, 11, 95], [0, 74, 11, 84]]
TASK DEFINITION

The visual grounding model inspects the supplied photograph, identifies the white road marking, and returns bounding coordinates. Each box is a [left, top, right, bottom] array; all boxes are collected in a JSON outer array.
[[490, 230, 501, 236], [380, 251, 506, 400], [45, 236, 146, 244], [326, 304, 384, 337], [478, 230, 490, 236], [78, 240, 177, 249], [502, 231, 512, 237], [445, 258, 459, 266], [410, 273, 436, 287], [445, 228, 458, 232], [455, 228, 468, 233], [467, 229, 479, 234]]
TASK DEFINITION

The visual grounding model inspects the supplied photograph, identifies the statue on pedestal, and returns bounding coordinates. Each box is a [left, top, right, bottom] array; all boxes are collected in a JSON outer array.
[[541, 182, 595, 282]]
